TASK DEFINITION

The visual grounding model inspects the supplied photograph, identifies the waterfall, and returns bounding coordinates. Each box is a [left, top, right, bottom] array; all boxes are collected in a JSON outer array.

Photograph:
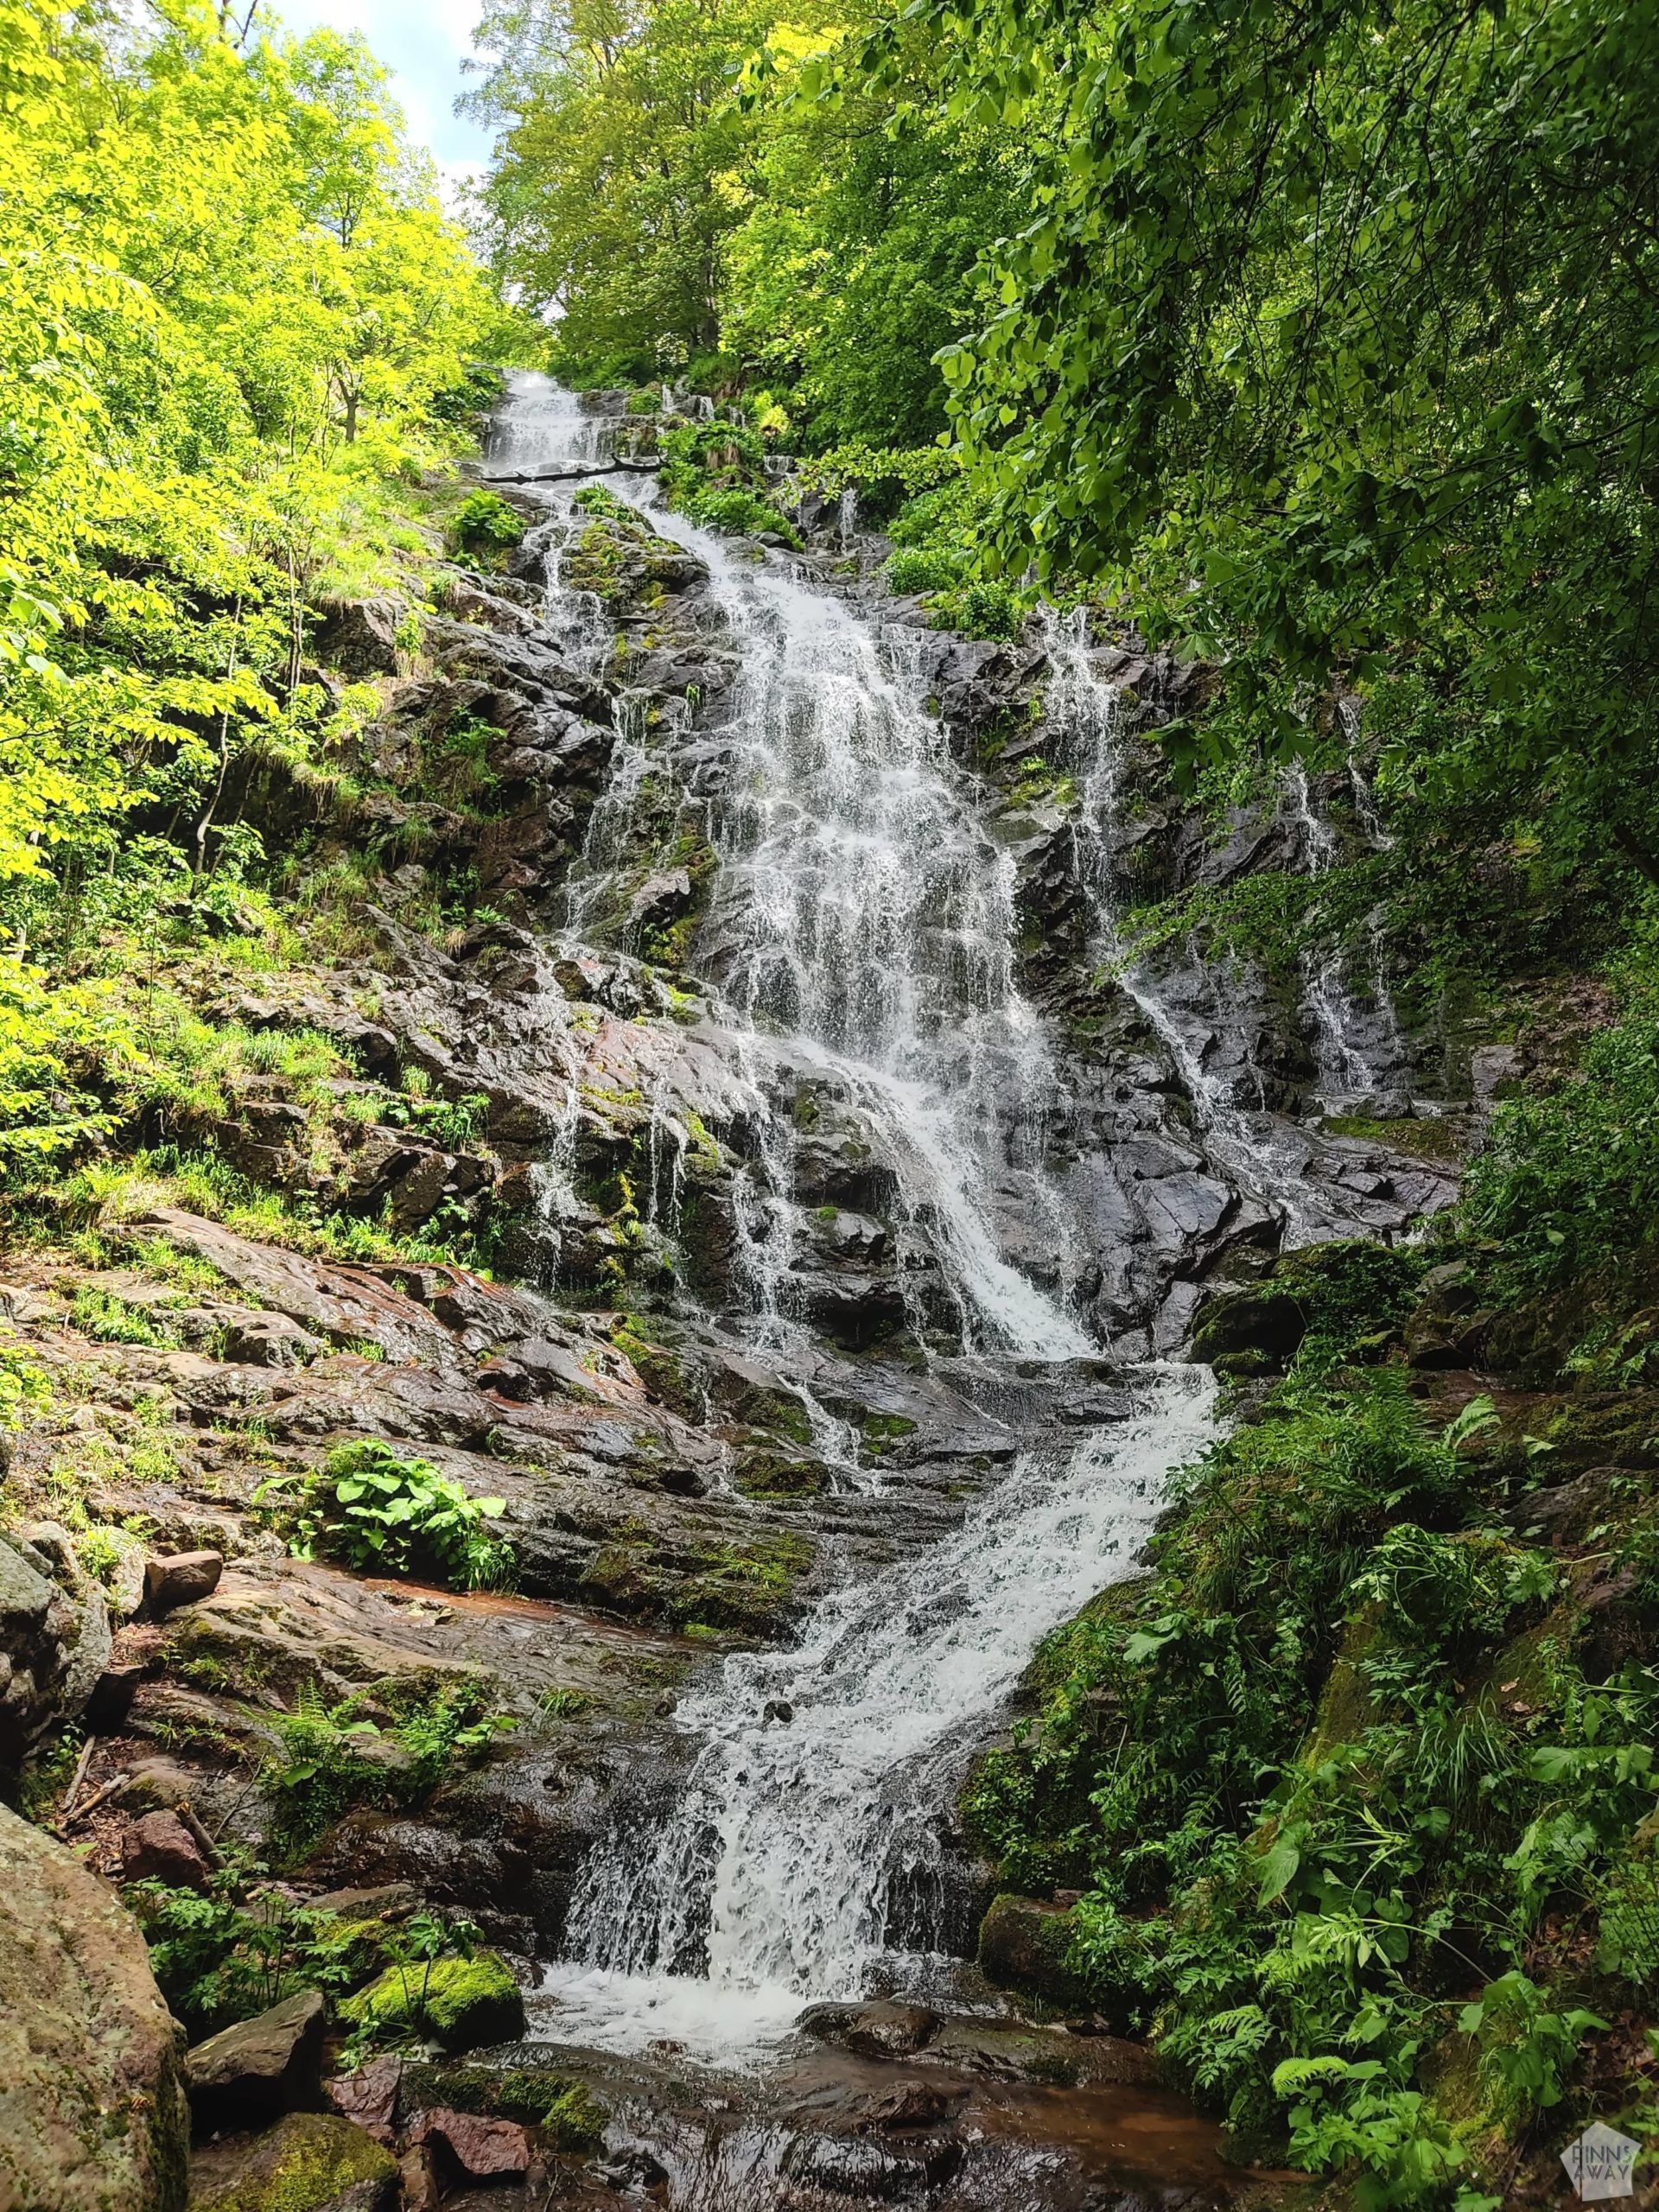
[[488, 375, 1217, 2070], [634, 487, 1090, 1361], [1046, 608, 1264, 1145]]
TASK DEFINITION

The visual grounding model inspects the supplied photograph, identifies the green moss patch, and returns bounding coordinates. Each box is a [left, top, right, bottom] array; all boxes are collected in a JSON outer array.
[[338, 1949, 524, 2052]]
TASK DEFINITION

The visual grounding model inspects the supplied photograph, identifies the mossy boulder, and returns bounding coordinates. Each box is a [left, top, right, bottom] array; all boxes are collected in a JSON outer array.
[[1191, 1287, 1306, 1370], [0, 1802, 190, 2212], [187, 2112, 397, 2211], [1193, 1240, 1428, 1370], [977, 1893, 1096, 2012], [397, 2060, 606, 2147], [337, 1951, 524, 2052]]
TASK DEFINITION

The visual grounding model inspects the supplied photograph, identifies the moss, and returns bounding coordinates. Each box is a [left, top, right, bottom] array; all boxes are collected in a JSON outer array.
[[1323, 1112, 1466, 1165], [734, 1450, 829, 1499], [1298, 1601, 1383, 1767], [858, 1410, 918, 1461], [338, 1948, 524, 2052], [670, 1529, 813, 1631], [189, 2113, 398, 2212], [396, 2061, 606, 2147]]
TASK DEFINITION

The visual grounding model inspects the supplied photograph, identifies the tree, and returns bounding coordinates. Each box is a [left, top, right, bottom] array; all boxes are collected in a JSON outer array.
[[882, 0, 1659, 874], [468, 0, 785, 376]]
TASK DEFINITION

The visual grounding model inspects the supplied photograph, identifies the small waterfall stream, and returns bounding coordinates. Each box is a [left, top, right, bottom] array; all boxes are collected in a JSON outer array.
[[488, 375, 1222, 2071]]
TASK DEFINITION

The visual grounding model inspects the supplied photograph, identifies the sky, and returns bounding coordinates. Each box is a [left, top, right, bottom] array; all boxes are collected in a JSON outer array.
[[261, 0, 493, 200]]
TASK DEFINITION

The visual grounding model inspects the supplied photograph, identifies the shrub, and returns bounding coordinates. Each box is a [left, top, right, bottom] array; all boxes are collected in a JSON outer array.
[[71, 1285, 178, 1347], [254, 1440, 512, 1588], [884, 546, 965, 595], [931, 579, 1023, 641], [129, 1864, 385, 2035], [262, 1682, 517, 1854], [1465, 1006, 1659, 1296], [446, 490, 525, 567], [681, 483, 802, 547]]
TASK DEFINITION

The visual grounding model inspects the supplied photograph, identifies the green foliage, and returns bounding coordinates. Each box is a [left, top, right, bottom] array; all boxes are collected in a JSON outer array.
[[965, 1300, 1652, 2201], [0, 1343, 49, 1430], [1465, 1001, 1659, 1300], [70, 1285, 178, 1348], [889, 0, 1659, 872], [446, 489, 525, 566], [885, 547, 965, 596], [130, 1859, 391, 2037], [470, 0, 778, 372], [681, 485, 800, 545], [928, 578, 1021, 641], [255, 1440, 512, 1589], [263, 1681, 516, 1854]]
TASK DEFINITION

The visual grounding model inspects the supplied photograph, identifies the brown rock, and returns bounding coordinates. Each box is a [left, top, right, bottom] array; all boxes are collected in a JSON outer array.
[[411, 2106, 531, 2183], [220, 1313, 324, 1368], [124, 1808, 212, 1890], [186, 1988, 326, 2127], [842, 2001, 940, 2059], [325, 2054, 403, 2143], [397, 2145, 441, 2212], [855, 2080, 959, 2132], [310, 1881, 421, 1924], [0, 1801, 189, 2212], [144, 1550, 224, 1615]]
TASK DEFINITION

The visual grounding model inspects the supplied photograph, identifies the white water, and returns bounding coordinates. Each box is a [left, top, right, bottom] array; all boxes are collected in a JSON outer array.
[[544, 1363, 1215, 2061], [490, 376, 1214, 2068]]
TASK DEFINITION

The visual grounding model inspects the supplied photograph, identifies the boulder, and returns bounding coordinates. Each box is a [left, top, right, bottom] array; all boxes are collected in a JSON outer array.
[[323, 2055, 402, 2142], [146, 1549, 226, 1615], [410, 2106, 531, 2183], [124, 1808, 213, 1891], [977, 1893, 1096, 2012], [1190, 1286, 1306, 1368], [0, 1533, 76, 1768], [220, 1313, 324, 1368], [337, 1950, 524, 2052], [187, 2112, 399, 2212], [843, 2001, 939, 2058], [186, 1988, 327, 2128], [626, 868, 693, 932], [0, 1802, 189, 2212], [14, 1520, 112, 1722]]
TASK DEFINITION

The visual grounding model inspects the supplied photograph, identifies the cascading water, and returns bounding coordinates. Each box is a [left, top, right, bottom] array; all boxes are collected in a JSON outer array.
[[637, 482, 1090, 1360], [542, 1363, 1215, 2060], [488, 376, 1220, 2071], [1045, 607, 1421, 1209]]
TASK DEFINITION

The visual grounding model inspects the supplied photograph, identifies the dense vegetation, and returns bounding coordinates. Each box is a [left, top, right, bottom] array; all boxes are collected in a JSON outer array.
[[0, 0, 517, 1173]]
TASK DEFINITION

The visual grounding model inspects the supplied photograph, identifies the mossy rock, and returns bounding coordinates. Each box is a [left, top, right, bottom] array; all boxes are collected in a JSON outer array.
[[397, 2061, 605, 2148], [734, 1450, 830, 1499], [337, 1951, 524, 2053], [188, 2112, 398, 2212], [1194, 1241, 1427, 1368], [977, 1893, 1096, 2012], [1192, 1287, 1306, 1367]]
